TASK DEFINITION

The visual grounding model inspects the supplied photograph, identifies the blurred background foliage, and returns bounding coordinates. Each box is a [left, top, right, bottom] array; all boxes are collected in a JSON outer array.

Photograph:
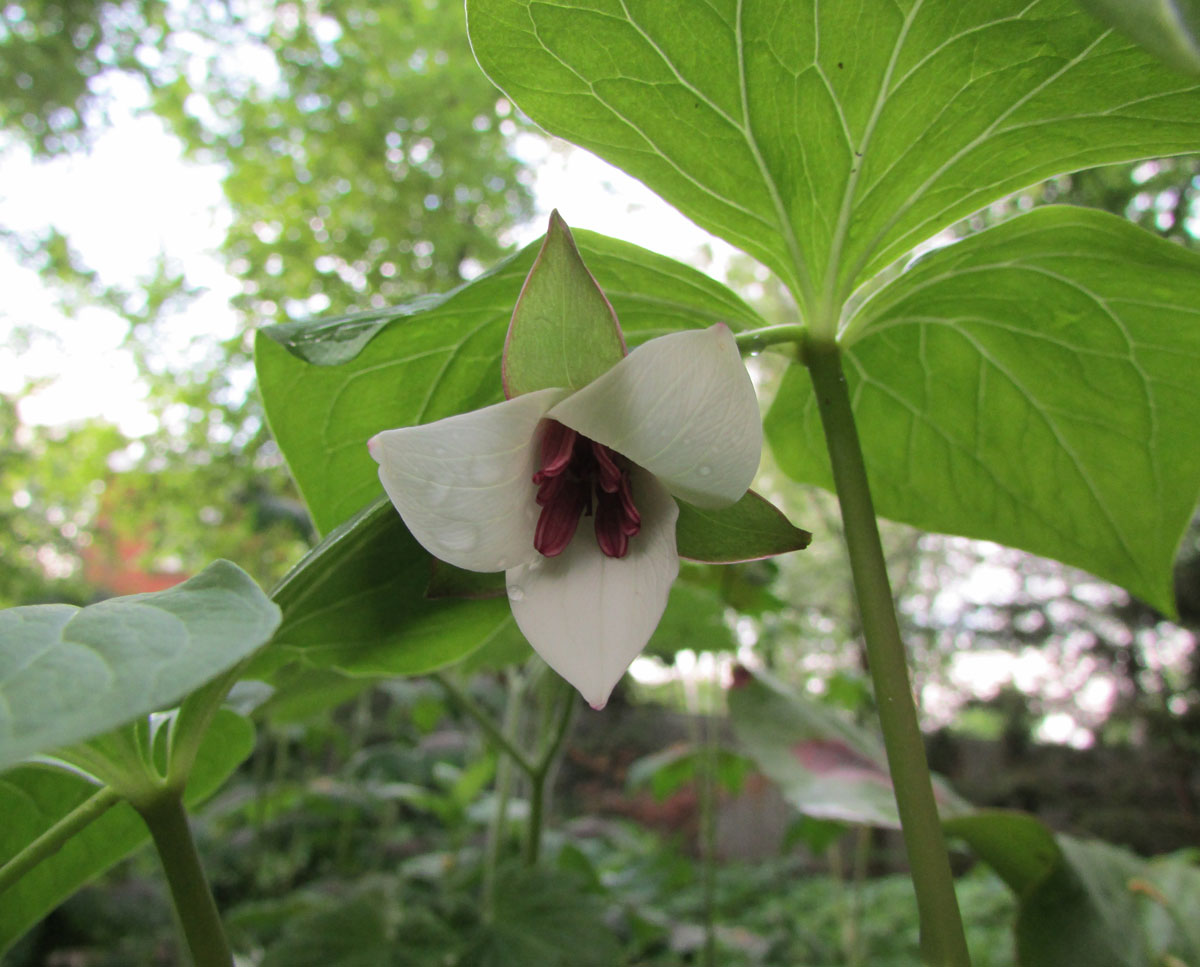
[[3, 1, 1200, 964]]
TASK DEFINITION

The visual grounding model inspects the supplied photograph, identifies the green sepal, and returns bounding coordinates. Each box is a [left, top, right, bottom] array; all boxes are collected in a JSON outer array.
[[676, 490, 811, 563], [502, 210, 625, 398]]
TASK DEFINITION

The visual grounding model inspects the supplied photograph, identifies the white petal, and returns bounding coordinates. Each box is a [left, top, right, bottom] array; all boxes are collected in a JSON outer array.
[[368, 388, 565, 572], [546, 325, 761, 509], [504, 471, 679, 709]]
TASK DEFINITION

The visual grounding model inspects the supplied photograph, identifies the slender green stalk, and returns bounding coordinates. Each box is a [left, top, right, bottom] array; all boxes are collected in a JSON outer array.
[[433, 672, 535, 775], [734, 323, 807, 354], [137, 792, 233, 967], [482, 673, 525, 922], [0, 786, 121, 895], [525, 682, 576, 865], [803, 338, 971, 967], [699, 711, 719, 967]]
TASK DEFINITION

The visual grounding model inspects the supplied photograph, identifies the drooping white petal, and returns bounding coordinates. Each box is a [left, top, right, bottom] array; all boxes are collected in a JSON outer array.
[[369, 387, 565, 572], [546, 325, 761, 509], [504, 471, 680, 709]]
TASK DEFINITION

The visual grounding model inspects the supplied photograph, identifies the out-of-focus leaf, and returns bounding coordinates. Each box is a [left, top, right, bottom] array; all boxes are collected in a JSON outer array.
[[728, 670, 968, 826], [0, 561, 278, 773], [628, 743, 754, 800], [458, 867, 621, 967]]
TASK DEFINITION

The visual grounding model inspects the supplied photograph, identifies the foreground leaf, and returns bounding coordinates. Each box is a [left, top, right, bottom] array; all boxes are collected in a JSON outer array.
[[767, 206, 1200, 613], [676, 490, 811, 563], [0, 561, 279, 773], [467, 0, 1200, 318], [253, 499, 513, 683], [0, 709, 254, 953], [728, 670, 967, 826], [256, 231, 765, 535]]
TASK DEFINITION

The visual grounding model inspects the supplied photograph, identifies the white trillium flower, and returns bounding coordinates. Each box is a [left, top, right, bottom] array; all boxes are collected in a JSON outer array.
[[368, 324, 762, 709]]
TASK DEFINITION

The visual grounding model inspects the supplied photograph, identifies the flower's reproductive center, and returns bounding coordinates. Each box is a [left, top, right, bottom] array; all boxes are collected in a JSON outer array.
[[532, 420, 641, 559]]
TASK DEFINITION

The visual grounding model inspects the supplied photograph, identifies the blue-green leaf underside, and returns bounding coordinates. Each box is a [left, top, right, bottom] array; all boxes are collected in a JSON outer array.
[[0, 561, 279, 774], [467, 0, 1200, 319], [256, 230, 765, 536], [0, 709, 254, 954], [767, 206, 1200, 614]]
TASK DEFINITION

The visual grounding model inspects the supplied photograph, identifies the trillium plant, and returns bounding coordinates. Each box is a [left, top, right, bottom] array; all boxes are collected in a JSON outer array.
[[5, 2, 1200, 966], [369, 213, 765, 709]]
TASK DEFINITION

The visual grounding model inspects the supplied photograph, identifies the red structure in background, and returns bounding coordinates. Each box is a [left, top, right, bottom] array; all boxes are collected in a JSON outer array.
[[81, 532, 186, 596]]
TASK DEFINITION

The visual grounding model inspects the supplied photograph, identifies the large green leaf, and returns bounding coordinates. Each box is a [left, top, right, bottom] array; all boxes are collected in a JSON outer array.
[[0, 708, 254, 954], [728, 670, 968, 826], [466, 0, 1200, 322], [257, 231, 765, 536], [767, 206, 1200, 613], [0, 561, 279, 773], [253, 499, 513, 683]]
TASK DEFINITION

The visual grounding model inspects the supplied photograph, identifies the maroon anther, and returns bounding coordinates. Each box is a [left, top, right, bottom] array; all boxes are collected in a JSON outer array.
[[532, 420, 642, 559]]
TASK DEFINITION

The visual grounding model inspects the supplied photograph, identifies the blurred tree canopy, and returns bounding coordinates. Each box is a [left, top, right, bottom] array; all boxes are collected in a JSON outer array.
[[1, 0, 535, 596]]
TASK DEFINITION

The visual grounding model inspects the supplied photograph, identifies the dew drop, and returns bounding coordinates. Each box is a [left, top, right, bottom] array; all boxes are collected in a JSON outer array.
[[698, 465, 712, 477], [507, 584, 525, 601], [527, 558, 542, 572], [427, 482, 451, 506]]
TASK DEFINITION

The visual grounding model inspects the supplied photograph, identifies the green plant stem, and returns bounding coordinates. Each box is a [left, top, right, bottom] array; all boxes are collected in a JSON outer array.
[[0, 786, 121, 895], [138, 792, 233, 967], [525, 682, 576, 865], [482, 673, 525, 922], [734, 323, 807, 354], [433, 672, 536, 775], [804, 338, 971, 967]]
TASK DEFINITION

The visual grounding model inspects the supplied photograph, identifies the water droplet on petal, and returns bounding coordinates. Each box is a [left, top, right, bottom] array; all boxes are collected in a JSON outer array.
[[427, 482, 451, 506], [527, 558, 541, 572], [698, 465, 712, 477], [507, 584, 525, 601]]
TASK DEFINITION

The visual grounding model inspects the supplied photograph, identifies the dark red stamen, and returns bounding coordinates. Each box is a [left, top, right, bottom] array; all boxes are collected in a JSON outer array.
[[532, 420, 642, 559], [533, 421, 577, 485]]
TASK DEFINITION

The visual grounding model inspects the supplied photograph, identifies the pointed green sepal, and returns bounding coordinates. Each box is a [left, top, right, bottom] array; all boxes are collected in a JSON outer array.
[[676, 490, 812, 564], [502, 210, 625, 397]]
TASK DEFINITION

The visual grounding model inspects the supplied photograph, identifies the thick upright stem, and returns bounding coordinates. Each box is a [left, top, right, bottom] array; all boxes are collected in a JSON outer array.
[[138, 792, 233, 967], [804, 339, 971, 967]]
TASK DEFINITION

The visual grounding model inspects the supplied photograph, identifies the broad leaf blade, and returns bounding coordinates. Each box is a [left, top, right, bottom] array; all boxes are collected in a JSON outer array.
[[257, 231, 765, 535], [728, 670, 968, 826], [0, 561, 279, 773], [767, 206, 1200, 614], [0, 708, 254, 953], [255, 499, 513, 682], [466, 0, 1200, 316]]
